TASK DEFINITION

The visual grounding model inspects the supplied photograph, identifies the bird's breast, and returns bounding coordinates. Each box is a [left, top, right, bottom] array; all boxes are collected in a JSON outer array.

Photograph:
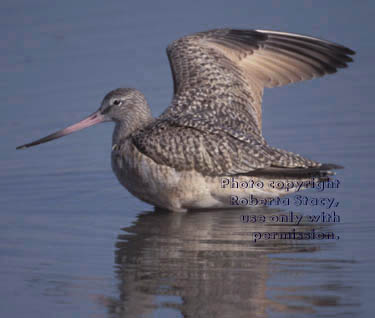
[[110, 140, 283, 212], [111, 139, 186, 210]]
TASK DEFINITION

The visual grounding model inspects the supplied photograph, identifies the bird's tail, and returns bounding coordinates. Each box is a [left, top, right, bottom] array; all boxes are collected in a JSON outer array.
[[245, 163, 343, 179]]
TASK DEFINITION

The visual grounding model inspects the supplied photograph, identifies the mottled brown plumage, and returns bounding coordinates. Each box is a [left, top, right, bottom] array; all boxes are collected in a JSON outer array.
[[17, 29, 355, 211], [131, 29, 354, 176]]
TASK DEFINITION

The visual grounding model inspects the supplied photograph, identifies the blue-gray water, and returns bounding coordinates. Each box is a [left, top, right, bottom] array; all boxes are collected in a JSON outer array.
[[1, 1, 374, 317]]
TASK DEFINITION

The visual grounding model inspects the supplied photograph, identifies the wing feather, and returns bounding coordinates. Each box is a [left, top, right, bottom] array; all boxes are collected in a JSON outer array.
[[131, 29, 354, 176]]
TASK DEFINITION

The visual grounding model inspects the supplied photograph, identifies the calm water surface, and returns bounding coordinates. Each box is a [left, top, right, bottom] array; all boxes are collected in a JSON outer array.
[[1, 1, 374, 317]]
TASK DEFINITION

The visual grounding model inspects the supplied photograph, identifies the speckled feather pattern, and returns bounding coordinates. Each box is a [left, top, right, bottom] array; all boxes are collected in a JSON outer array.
[[131, 29, 354, 177], [17, 28, 354, 211]]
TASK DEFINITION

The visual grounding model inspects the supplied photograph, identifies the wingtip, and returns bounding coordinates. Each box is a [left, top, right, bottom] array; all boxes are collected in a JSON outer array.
[[345, 47, 356, 56], [320, 163, 344, 170]]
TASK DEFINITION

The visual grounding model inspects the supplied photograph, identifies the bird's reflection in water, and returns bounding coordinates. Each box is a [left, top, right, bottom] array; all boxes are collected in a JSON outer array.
[[103, 207, 358, 318]]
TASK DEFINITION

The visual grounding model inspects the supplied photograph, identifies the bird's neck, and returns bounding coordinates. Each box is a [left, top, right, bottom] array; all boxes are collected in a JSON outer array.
[[112, 107, 154, 145]]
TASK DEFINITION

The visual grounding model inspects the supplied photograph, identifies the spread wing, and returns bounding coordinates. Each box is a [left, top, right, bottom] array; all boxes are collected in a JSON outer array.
[[163, 29, 354, 131], [131, 29, 354, 176]]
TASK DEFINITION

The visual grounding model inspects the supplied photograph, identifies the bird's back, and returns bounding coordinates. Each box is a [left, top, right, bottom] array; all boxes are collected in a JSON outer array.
[[114, 28, 354, 211]]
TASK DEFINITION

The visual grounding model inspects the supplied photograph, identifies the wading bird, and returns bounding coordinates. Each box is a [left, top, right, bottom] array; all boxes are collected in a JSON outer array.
[[17, 29, 354, 212]]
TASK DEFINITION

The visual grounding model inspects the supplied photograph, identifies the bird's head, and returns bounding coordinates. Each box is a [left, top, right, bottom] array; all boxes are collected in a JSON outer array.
[[98, 88, 149, 123], [16, 88, 151, 150]]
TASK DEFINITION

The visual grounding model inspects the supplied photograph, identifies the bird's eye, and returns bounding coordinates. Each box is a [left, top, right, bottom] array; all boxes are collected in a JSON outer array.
[[113, 99, 122, 106]]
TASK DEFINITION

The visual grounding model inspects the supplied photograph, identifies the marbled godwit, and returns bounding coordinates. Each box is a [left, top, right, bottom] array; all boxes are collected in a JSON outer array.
[[17, 29, 354, 212]]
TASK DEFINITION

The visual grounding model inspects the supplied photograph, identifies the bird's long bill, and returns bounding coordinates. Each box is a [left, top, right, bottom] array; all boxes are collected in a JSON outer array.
[[16, 111, 105, 150]]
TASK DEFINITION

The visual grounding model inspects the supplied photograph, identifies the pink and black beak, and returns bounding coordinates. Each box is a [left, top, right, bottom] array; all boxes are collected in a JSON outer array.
[[16, 110, 106, 150]]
